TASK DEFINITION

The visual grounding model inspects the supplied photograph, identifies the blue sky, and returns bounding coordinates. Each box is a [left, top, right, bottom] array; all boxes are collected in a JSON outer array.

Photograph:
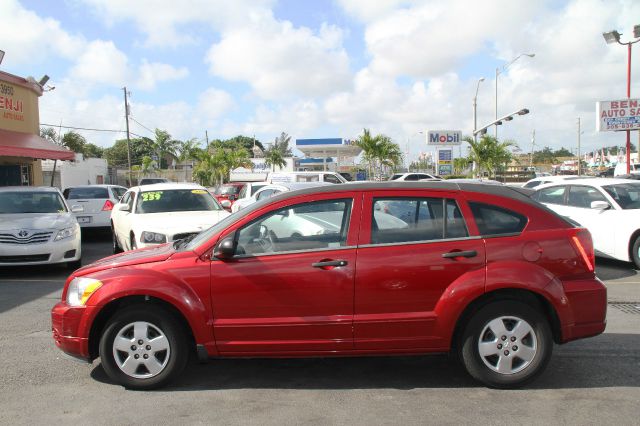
[[2, 0, 639, 162]]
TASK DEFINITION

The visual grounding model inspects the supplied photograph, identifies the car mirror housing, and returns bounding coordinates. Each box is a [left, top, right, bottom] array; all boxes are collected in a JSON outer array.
[[214, 237, 236, 259], [590, 201, 610, 210], [221, 200, 232, 210]]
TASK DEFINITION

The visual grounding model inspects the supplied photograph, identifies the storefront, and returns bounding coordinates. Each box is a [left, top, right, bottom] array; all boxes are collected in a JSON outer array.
[[0, 70, 74, 186]]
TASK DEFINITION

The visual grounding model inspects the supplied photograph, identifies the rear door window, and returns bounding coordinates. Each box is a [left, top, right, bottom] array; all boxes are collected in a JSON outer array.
[[533, 186, 566, 205], [567, 185, 608, 209], [370, 198, 468, 244], [469, 202, 527, 236]]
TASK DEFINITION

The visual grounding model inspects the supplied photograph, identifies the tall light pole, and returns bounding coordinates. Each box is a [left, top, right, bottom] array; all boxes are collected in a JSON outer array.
[[495, 53, 535, 138], [473, 77, 485, 143], [406, 131, 423, 170], [603, 25, 640, 174], [577, 118, 581, 176]]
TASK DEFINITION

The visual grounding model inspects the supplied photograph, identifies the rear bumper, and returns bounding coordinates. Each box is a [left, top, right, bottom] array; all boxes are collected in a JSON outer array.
[[558, 278, 607, 342], [51, 301, 97, 361]]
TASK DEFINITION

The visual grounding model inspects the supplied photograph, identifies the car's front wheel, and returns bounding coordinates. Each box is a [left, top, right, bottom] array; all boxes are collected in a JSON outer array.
[[459, 300, 552, 388], [111, 224, 122, 254], [99, 305, 188, 390], [631, 235, 640, 269]]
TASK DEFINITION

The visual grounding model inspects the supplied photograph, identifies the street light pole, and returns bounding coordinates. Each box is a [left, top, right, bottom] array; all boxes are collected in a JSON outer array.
[[603, 26, 640, 174], [494, 53, 535, 139], [473, 77, 485, 144]]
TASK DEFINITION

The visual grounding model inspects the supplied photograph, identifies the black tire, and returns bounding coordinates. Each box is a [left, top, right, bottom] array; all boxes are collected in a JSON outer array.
[[130, 233, 137, 251], [98, 304, 188, 390], [631, 235, 640, 269], [459, 300, 552, 389], [112, 225, 122, 254]]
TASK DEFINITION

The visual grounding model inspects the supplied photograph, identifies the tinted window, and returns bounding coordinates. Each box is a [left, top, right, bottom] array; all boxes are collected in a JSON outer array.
[[250, 184, 267, 196], [523, 181, 542, 189], [0, 191, 66, 214], [237, 186, 247, 199], [603, 183, 640, 209], [219, 185, 241, 195], [256, 189, 278, 201], [236, 199, 352, 255], [533, 186, 566, 205], [136, 189, 222, 213], [324, 174, 341, 184], [390, 174, 402, 180], [567, 185, 608, 209], [371, 198, 468, 244], [111, 186, 127, 200], [404, 174, 421, 181], [469, 202, 527, 236], [66, 187, 109, 199]]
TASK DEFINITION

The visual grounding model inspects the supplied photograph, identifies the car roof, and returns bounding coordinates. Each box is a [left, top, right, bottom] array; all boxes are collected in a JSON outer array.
[[0, 186, 60, 192], [64, 184, 126, 189], [129, 183, 205, 191], [259, 182, 332, 191], [536, 177, 639, 187]]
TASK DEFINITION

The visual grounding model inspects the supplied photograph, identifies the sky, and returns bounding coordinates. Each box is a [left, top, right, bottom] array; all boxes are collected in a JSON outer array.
[[1, 0, 639, 163]]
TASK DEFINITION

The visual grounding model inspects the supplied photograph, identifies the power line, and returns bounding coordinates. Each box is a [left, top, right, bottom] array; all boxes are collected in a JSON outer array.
[[129, 116, 156, 135], [41, 123, 125, 133]]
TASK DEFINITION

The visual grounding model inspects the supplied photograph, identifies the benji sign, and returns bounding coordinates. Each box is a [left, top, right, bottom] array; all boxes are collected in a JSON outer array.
[[427, 130, 462, 146], [596, 99, 640, 132]]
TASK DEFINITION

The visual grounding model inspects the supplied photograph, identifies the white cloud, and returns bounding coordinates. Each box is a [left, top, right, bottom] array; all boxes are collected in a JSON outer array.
[[136, 60, 189, 90], [70, 40, 130, 86], [206, 14, 351, 99], [79, 0, 276, 47], [197, 88, 235, 120], [0, 0, 85, 65]]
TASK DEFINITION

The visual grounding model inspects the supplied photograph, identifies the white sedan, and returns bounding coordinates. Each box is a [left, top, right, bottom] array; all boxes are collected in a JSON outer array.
[[531, 178, 640, 268], [0, 186, 82, 268], [231, 182, 331, 213], [111, 183, 230, 252]]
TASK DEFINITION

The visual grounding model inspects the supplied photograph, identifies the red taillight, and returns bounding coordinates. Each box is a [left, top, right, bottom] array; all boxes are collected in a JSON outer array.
[[102, 200, 115, 211], [571, 228, 595, 273]]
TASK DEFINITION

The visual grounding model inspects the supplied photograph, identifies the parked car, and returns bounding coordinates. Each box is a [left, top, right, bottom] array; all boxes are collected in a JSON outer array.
[[110, 183, 230, 252], [613, 162, 640, 177], [0, 186, 81, 268], [231, 182, 331, 213], [267, 171, 347, 184], [389, 172, 441, 181], [212, 182, 246, 210], [63, 185, 127, 228], [522, 175, 594, 189], [139, 178, 171, 185], [531, 177, 640, 268], [52, 181, 606, 390]]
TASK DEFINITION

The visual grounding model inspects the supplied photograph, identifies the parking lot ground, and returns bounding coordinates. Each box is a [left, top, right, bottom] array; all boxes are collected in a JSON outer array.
[[0, 232, 639, 425]]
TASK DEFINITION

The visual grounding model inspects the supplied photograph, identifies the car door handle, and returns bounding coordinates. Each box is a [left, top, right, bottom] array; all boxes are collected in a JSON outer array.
[[312, 260, 348, 268], [442, 250, 477, 259]]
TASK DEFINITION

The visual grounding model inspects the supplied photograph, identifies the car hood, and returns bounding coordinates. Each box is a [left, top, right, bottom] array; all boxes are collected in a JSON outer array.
[[75, 242, 176, 276], [131, 210, 230, 234], [0, 213, 75, 231]]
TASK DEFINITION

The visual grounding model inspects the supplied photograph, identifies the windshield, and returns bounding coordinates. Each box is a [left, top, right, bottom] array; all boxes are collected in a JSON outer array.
[[135, 189, 223, 213], [218, 185, 242, 195], [602, 183, 640, 209], [0, 191, 67, 214]]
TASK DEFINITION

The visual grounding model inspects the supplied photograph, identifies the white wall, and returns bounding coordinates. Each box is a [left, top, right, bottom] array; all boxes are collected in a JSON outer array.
[[41, 156, 109, 189]]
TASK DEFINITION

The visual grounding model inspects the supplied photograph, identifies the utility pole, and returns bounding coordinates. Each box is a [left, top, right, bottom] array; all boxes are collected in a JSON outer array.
[[529, 129, 536, 169], [577, 118, 581, 176], [123, 87, 132, 186]]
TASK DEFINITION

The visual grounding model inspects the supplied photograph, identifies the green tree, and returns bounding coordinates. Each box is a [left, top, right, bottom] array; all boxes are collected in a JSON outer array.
[[151, 129, 180, 169], [176, 138, 203, 182], [453, 157, 470, 175], [264, 144, 287, 171], [84, 143, 104, 158], [272, 132, 293, 156], [378, 136, 403, 174], [40, 127, 59, 144], [103, 137, 154, 168], [60, 131, 87, 154], [355, 129, 402, 178], [533, 147, 557, 165], [464, 135, 517, 178], [553, 147, 572, 157], [225, 135, 265, 157]]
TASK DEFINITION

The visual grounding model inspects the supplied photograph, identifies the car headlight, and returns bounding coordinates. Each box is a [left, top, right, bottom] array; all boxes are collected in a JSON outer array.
[[66, 277, 102, 306], [55, 226, 77, 241], [140, 231, 167, 244]]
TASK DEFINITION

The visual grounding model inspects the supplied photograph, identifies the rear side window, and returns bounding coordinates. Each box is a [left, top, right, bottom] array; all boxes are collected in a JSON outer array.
[[295, 174, 320, 182], [469, 202, 527, 236], [533, 186, 566, 205], [370, 198, 468, 244], [66, 187, 109, 199], [324, 174, 341, 184], [111, 187, 126, 200]]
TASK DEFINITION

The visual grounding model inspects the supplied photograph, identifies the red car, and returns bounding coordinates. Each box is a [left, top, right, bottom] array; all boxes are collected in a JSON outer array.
[[52, 182, 606, 389], [212, 183, 246, 209]]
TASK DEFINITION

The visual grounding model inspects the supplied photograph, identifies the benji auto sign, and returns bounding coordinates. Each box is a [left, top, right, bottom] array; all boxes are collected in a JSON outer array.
[[427, 130, 462, 146], [596, 99, 640, 132]]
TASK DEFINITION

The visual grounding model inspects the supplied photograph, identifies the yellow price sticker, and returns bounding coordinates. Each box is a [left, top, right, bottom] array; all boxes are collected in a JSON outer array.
[[141, 191, 163, 201], [191, 189, 207, 194]]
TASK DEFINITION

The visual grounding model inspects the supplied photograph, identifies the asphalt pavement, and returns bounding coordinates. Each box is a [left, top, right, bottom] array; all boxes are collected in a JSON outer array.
[[0, 230, 638, 425]]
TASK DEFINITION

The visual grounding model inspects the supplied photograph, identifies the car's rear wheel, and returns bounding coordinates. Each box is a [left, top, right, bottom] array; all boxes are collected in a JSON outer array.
[[112, 224, 122, 254], [631, 235, 640, 269], [130, 233, 137, 250], [99, 305, 188, 390], [459, 300, 552, 388]]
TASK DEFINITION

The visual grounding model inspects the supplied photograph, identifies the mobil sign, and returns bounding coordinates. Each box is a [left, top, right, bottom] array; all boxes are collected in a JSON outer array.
[[596, 98, 640, 132], [427, 130, 462, 146]]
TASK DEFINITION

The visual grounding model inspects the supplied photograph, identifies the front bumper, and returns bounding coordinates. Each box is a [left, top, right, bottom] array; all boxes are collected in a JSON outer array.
[[560, 278, 607, 342], [51, 301, 98, 361], [0, 231, 81, 266]]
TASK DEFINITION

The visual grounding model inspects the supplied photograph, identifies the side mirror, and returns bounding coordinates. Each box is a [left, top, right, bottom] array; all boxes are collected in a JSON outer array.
[[221, 199, 232, 210], [70, 205, 84, 213], [117, 204, 131, 212], [213, 237, 236, 259], [591, 201, 610, 210]]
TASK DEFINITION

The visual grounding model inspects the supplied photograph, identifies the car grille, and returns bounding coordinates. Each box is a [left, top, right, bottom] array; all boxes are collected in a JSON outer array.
[[0, 231, 53, 245], [172, 232, 199, 242], [0, 254, 50, 263]]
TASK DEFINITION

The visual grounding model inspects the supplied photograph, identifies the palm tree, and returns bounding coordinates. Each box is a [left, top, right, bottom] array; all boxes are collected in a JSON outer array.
[[176, 138, 202, 182], [378, 136, 403, 176], [152, 129, 180, 169], [464, 135, 517, 178], [264, 144, 287, 171], [355, 129, 403, 179]]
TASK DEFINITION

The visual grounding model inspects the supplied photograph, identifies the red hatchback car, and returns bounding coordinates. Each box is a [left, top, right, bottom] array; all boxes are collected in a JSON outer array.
[[52, 182, 606, 389]]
